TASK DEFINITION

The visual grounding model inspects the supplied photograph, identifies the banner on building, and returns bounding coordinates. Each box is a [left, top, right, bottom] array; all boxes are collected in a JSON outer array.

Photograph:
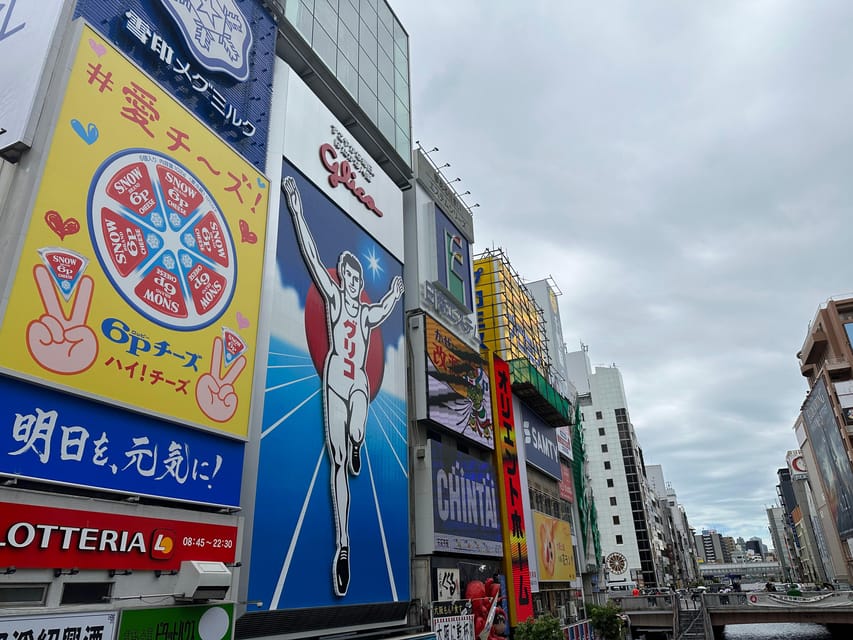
[[431, 440, 503, 556], [0, 374, 243, 507], [432, 601, 473, 640], [556, 426, 572, 460], [426, 315, 493, 448], [518, 403, 561, 480], [532, 511, 576, 582], [0, 24, 269, 439], [559, 463, 575, 504], [489, 355, 533, 625]]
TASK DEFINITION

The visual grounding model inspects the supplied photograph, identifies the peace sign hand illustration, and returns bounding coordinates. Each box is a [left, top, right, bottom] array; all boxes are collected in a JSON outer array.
[[195, 336, 247, 422], [26, 264, 98, 374]]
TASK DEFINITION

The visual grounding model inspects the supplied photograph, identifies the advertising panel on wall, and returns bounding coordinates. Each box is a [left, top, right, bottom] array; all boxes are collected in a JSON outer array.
[[425, 314, 494, 449], [786, 449, 807, 480], [250, 69, 408, 611], [0, 374, 242, 507], [434, 207, 473, 313], [431, 600, 473, 640], [559, 463, 575, 503], [557, 426, 573, 460], [73, 0, 275, 170], [518, 403, 561, 480], [117, 604, 233, 640], [0, 501, 237, 570], [0, 24, 269, 440], [474, 252, 548, 374], [431, 440, 502, 556], [802, 378, 853, 538], [1, 612, 116, 640], [489, 354, 533, 625], [0, 0, 67, 161], [532, 511, 576, 582]]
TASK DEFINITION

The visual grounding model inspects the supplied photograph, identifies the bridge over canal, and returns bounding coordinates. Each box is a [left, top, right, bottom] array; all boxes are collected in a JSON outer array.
[[611, 590, 853, 639]]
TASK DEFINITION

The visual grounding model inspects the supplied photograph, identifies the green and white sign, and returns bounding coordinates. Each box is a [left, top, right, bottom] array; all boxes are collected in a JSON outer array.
[[118, 604, 233, 640]]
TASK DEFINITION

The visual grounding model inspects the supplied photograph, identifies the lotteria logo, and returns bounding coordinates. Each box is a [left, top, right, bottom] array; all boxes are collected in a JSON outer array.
[[319, 143, 384, 217], [523, 419, 559, 463], [0, 522, 173, 560]]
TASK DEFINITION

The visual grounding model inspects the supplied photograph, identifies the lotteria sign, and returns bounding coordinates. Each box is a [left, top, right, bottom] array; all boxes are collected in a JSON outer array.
[[0, 502, 236, 570]]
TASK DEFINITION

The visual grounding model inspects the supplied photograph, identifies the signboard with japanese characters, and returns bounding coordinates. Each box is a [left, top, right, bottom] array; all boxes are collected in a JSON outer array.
[[0, 500, 237, 570], [489, 355, 533, 625], [73, 0, 275, 170], [532, 511, 576, 582], [431, 601, 473, 640], [0, 24, 269, 439], [0, 612, 116, 640], [0, 374, 242, 506], [436, 567, 461, 601], [117, 604, 233, 640], [0, 0, 67, 161]]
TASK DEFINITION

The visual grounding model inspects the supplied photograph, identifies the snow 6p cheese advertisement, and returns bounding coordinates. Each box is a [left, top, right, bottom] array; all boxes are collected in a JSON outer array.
[[0, 24, 268, 439]]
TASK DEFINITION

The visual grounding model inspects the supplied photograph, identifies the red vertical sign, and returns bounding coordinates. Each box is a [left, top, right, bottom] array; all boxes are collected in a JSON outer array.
[[490, 354, 533, 625]]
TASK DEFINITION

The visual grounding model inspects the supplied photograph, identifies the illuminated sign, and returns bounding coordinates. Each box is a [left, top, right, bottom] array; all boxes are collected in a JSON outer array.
[[425, 315, 494, 448], [0, 25, 268, 439], [519, 404, 561, 480], [431, 440, 502, 556], [557, 426, 573, 460], [74, 0, 275, 169], [0, 501, 236, 570], [435, 207, 472, 311], [320, 142, 384, 217], [413, 147, 473, 242], [559, 463, 575, 503], [532, 511, 575, 582], [786, 449, 807, 480], [490, 354, 533, 625]]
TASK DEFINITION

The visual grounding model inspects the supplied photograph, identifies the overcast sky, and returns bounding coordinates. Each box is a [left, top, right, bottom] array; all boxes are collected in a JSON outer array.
[[391, 1, 853, 545]]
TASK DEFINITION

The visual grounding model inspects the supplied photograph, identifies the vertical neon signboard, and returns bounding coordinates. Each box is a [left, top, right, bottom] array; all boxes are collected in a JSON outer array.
[[489, 354, 532, 625]]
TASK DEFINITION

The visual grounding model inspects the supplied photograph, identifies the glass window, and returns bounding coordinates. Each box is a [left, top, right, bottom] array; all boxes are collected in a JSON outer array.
[[601, 444, 608, 453], [378, 76, 394, 113], [360, 13, 377, 40], [359, 80, 378, 121], [339, 0, 358, 28], [595, 411, 603, 420], [314, 0, 338, 39], [337, 56, 358, 98], [394, 49, 408, 81], [313, 21, 337, 72], [598, 427, 605, 436], [359, 52, 377, 93], [607, 478, 614, 488], [378, 48, 393, 83], [395, 93, 408, 123], [393, 18, 407, 51], [61, 582, 112, 605], [289, 1, 314, 42], [378, 23, 393, 56], [378, 0, 393, 30], [378, 105, 395, 145], [360, 0, 377, 11], [337, 21, 358, 64], [603, 461, 611, 470], [613, 515, 620, 525], [609, 496, 617, 506], [395, 124, 410, 161], [359, 27, 377, 63], [0, 584, 47, 606], [616, 535, 623, 544]]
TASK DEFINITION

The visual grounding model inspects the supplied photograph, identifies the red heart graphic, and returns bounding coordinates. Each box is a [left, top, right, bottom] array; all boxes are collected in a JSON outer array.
[[44, 210, 80, 241], [239, 219, 257, 244]]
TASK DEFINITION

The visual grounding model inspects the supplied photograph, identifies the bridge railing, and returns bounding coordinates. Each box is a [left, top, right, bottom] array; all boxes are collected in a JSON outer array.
[[703, 590, 853, 609], [609, 595, 674, 612]]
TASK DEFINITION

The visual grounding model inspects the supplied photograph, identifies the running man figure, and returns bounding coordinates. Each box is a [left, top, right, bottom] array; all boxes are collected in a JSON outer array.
[[282, 176, 404, 597]]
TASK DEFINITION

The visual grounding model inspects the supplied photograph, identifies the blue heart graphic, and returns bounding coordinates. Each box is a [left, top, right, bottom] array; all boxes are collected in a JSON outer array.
[[257, 177, 266, 189], [70, 119, 99, 145]]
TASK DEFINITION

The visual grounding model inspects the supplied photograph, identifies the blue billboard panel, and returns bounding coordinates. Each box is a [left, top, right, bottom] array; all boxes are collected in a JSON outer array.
[[431, 440, 502, 556], [434, 206, 473, 312], [0, 374, 243, 506], [249, 161, 408, 608], [518, 403, 561, 480], [74, 0, 275, 170]]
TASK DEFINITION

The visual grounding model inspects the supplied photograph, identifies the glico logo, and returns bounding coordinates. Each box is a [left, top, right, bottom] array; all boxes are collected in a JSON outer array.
[[319, 143, 384, 217]]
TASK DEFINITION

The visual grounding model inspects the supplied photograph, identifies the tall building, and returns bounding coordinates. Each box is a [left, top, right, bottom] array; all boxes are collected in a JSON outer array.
[[767, 506, 796, 582], [568, 351, 660, 590], [646, 464, 699, 588], [796, 296, 853, 586], [695, 530, 725, 564]]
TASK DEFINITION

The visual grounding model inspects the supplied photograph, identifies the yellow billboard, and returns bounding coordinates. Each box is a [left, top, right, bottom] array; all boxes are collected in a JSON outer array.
[[0, 24, 269, 439], [532, 511, 576, 582], [474, 251, 548, 375]]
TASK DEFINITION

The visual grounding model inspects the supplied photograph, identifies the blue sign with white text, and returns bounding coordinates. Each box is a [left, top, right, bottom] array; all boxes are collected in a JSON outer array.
[[0, 375, 243, 507], [74, 0, 275, 170], [518, 403, 562, 480]]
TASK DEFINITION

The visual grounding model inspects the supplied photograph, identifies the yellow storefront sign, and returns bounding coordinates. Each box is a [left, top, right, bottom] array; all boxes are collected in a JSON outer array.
[[532, 511, 576, 582], [0, 24, 269, 438]]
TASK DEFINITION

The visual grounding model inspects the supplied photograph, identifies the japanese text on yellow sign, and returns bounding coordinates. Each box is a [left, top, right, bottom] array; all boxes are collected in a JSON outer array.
[[532, 511, 576, 582], [0, 24, 269, 438]]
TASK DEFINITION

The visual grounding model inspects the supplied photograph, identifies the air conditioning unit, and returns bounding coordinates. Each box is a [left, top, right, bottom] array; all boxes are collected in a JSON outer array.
[[557, 605, 567, 624], [174, 561, 232, 601]]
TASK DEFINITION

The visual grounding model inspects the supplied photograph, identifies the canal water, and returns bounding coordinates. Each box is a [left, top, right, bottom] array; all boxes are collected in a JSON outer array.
[[721, 623, 832, 639]]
